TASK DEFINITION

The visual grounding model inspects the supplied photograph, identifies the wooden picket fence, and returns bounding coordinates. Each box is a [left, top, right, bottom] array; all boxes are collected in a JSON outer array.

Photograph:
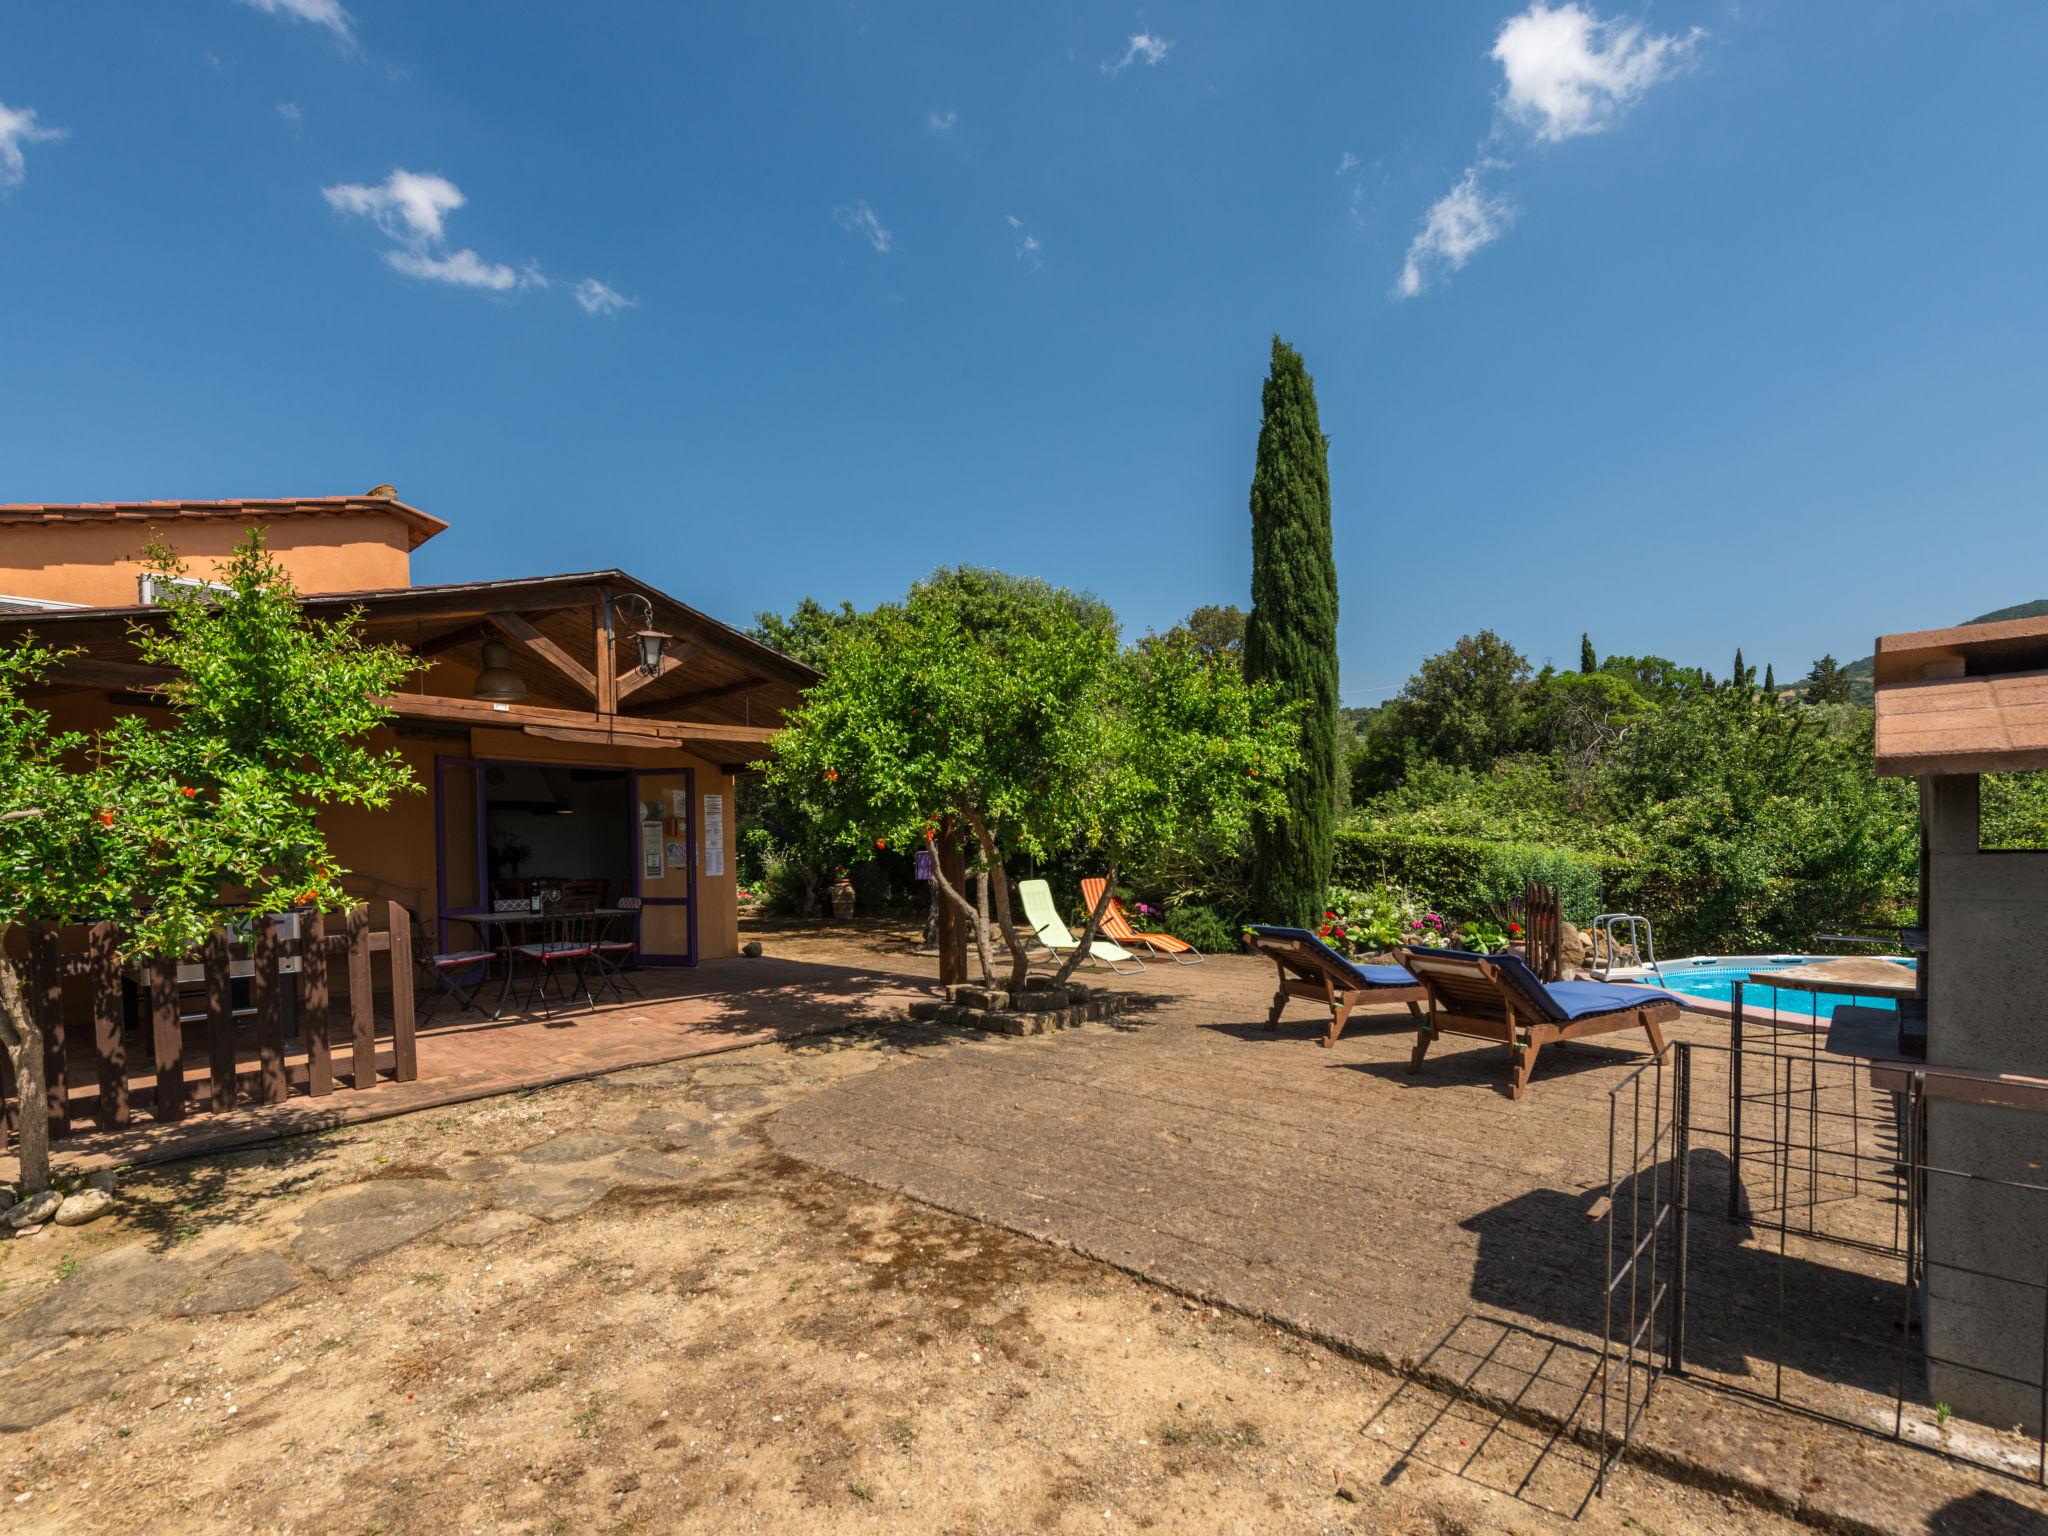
[[2, 902, 416, 1142]]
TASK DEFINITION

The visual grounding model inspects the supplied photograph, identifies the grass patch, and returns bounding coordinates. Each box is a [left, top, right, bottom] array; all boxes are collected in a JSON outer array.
[[1156, 1417, 1263, 1453]]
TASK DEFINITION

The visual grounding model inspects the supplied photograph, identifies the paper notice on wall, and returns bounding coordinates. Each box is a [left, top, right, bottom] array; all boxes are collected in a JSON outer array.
[[702, 793, 726, 877], [642, 813, 665, 880], [670, 787, 689, 820]]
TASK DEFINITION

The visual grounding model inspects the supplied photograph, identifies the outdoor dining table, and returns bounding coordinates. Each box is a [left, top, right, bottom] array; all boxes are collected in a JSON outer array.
[[448, 906, 640, 1019]]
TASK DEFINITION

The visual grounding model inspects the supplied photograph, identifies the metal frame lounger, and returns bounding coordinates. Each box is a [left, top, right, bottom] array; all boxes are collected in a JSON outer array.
[[1397, 945, 1680, 1100], [1079, 878, 1205, 965], [1017, 878, 1146, 975], [1245, 925, 1427, 1048]]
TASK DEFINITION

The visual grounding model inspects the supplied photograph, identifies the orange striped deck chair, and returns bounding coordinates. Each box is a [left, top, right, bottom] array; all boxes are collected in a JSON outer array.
[[1079, 879, 1205, 966]]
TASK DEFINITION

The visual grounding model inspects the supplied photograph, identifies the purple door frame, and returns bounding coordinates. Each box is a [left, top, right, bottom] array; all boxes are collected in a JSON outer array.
[[433, 756, 488, 956], [631, 767, 697, 966]]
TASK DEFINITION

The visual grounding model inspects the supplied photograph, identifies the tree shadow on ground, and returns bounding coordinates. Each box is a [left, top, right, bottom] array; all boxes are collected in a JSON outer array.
[[1927, 1490, 2048, 1535]]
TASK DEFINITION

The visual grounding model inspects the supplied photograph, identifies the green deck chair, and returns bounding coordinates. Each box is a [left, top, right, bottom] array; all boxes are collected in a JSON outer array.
[[1016, 878, 1146, 975]]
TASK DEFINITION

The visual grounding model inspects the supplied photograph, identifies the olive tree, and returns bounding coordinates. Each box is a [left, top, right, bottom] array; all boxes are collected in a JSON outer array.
[[0, 532, 417, 1193]]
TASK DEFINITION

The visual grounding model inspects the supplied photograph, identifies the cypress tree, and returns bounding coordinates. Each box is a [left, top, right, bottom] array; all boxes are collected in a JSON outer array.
[[1244, 336, 1338, 927], [1579, 633, 1597, 673], [1733, 646, 1746, 689], [1764, 661, 1775, 694]]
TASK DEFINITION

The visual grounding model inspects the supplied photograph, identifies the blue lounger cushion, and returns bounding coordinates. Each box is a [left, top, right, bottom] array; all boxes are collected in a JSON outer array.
[[1405, 945, 1682, 1022], [1247, 926, 1418, 991]]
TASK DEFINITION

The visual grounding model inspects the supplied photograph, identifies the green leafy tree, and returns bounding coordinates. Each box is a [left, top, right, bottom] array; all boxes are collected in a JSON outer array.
[[1804, 654, 1853, 705], [743, 598, 864, 913], [1579, 633, 1597, 673], [1244, 336, 1339, 925], [1170, 603, 1248, 665], [762, 569, 1297, 990], [0, 533, 417, 1192], [1391, 630, 1532, 772], [1764, 661, 1776, 695]]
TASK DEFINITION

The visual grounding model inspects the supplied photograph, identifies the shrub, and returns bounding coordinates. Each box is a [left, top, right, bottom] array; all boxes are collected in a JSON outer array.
[[1162, 903, 1239, 954], [1331, 828, 1608, 927]]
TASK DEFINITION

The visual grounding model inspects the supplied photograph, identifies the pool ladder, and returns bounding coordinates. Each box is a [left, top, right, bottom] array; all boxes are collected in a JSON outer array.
[[1589, 914, 1658, 980]]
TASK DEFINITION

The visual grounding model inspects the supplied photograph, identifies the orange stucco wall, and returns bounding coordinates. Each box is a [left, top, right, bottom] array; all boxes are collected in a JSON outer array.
[[0, 514, 414, 606]]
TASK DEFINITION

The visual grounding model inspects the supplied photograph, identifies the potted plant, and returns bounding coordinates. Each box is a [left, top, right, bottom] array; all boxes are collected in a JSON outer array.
[[829, 865, 856, 921]]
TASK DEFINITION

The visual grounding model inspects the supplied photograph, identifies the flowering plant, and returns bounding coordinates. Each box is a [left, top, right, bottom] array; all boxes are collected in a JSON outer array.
[[1319, 884, 1429, 956]]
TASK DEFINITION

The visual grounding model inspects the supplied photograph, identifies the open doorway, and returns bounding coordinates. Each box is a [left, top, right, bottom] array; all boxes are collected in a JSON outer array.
[[480, 763, 632, 904]]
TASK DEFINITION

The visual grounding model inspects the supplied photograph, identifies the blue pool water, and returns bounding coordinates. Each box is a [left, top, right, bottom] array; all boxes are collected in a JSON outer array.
[[1641, 955, 1917, 1018]]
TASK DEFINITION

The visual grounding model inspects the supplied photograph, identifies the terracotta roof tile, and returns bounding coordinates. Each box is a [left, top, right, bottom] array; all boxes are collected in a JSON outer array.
[[0, 496, 446, 550]]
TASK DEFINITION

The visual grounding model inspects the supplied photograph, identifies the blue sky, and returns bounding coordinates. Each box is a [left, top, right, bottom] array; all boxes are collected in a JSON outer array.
[[4, 2, 2045, 702]]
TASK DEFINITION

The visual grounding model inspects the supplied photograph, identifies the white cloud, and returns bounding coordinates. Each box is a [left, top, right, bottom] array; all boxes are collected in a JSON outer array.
[[835, 199, 893, 253], [277, 101, 303, 130], [384, 247, 518, 291], [572, 278, 637, 316], [1492, 3, 1702, 142], [1336, 152, 1361, 176], [1396, 168, 1513, 298], [237, 0, 353, 44], [1102, 32, 1172, 76], [0, 101, 66, 193], [1394, 3, 1701, 298], [1005, 213, 1044, 271], [324, 168, 465, 244], [324, 168, 549, 296], [926, 109, 957, 134]]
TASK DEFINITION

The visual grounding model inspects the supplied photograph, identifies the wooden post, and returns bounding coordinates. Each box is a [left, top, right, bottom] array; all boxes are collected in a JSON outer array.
[[203, 928, 236, 1111], [88, 921, 126, 1130], [253, 920, 286, 1105], [594, 598, 619, 716], [31, 922, 68, 1138], [387, 902, 418, 1083], [937, 835, 970, 986], [302, 910, 332, 1096], [148, 956, 183, 1121], [347, 905, 376, 1089]]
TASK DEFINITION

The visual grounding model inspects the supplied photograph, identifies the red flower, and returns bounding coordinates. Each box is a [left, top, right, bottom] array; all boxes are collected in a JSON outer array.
[[874, 838, 887, 850], [98, 810, 115, 826], [825, 769, 838, 782], [1509, 923, 1522, 935], [179, 786, 198, 798]]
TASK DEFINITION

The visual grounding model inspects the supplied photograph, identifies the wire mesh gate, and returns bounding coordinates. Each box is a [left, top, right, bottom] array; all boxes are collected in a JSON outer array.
[[1594, 1015, 2048, 1495]]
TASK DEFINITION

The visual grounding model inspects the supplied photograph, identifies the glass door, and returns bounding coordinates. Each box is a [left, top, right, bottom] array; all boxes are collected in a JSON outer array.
[[631, 769, 697, 965]]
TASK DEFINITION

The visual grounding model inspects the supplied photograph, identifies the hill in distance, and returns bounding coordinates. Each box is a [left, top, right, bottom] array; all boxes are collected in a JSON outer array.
[[1839, 599, 2048, 698]]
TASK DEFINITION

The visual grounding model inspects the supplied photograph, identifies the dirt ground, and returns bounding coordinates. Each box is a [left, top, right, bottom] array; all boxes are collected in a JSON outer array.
[[0, 1011, 1814, 1535]]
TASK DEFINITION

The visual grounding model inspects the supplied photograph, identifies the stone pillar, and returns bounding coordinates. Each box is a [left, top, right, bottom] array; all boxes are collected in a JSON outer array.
[[1922, 772, 2048, 1432]]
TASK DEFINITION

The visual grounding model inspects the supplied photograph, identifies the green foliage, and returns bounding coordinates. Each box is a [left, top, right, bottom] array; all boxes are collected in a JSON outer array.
[[762, 567, 1299, 983], [1159, 903, 1238, 954], [1386, 631, 1531, 772], [1459, 918, 1511, 954], [1169, 604, 1247, 665], [108, 535, 421, 956], [1975, 771, 2048, 851], [1318, 882, 1437, 954], [747, 597, 859, 669], [1597, 654, 1708, 706], [1332, 827, 1609, 927], [1244, 336, 1339, 927], [1579, 633, 1597, 674], [1803, 654, 1853, 706]]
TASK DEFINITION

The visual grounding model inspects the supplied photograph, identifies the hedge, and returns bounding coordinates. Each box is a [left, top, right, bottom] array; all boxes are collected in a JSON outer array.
[[1331, 828, 1609, 927]]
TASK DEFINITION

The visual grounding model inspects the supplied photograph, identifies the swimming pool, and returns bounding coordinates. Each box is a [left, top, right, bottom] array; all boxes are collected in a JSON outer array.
[[1606, 954, 1918, 1020]]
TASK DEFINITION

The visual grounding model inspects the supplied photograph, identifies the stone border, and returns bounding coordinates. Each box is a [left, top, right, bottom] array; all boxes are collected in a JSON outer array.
[[906, 978, 1132, 1036]]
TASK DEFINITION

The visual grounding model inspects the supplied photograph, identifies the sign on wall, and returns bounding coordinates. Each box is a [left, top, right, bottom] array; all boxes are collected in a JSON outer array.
[[641, 801, 665, 880], [702, 793, 725, 877]]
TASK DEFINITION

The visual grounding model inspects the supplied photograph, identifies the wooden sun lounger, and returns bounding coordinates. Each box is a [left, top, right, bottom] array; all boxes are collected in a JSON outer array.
[[1080, 879, 1204, 964], [1398, 946, 1680, 1100], [1245, 925, 1427, 1048]]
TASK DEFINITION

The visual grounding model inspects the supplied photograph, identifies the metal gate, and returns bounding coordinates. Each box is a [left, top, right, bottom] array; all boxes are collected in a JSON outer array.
[[1594, 1018, 2048, 1492]]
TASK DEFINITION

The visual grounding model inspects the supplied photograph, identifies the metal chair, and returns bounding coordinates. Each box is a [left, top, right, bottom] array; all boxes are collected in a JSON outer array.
[[413, 917, 496, 1022], [513, 893, 600, 1016], [592, 895, 643, 1002]]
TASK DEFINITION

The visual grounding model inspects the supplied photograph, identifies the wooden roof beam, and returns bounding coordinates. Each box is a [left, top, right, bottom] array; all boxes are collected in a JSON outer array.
[[614, 641, 700, 703], [625, 675, 773, 717], [487, 611, 598, 701]]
